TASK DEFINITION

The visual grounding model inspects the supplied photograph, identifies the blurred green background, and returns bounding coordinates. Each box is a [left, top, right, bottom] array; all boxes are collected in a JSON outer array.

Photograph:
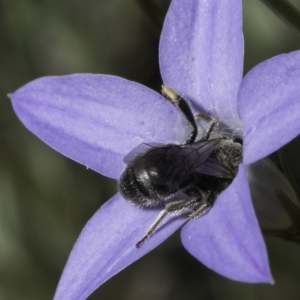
[[1, 0, 300, 299]]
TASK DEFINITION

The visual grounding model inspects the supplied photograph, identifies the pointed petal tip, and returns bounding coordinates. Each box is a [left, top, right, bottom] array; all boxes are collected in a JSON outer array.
[[239, 50, 300, 163], [54, 194, 187, 300], [247, 264, 274, 284], [9, 74, 188, 179], [160, 0, 243, 119], [181, 165, 273, 284]]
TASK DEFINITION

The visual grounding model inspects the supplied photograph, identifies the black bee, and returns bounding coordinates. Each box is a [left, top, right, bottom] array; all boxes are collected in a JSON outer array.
[[119, 86, 243, 247]]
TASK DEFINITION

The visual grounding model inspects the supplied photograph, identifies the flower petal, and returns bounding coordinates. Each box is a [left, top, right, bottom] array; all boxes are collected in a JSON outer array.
[[54, 193, 187, 300], [10, 74, 187, 179], [238, 50, 300, 164], [159, 0, 243, 126], [180, 164, 273, 283]]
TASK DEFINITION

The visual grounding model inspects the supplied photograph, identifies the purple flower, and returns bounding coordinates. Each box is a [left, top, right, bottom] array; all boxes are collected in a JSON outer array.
[[9, 0, 300, 299]]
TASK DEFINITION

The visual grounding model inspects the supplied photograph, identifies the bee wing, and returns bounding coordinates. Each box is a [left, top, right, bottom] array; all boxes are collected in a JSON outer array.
[[160, 139, 221, 187], [186, 139, 233, 179], [201, 157, 233, 178], [123, 139, 231, 188], [184, 139, 221, 168], [123, 142, 166, 165]]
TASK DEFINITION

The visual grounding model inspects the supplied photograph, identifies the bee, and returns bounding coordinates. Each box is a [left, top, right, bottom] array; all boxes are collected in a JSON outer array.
[[119, 86, 243, 248]]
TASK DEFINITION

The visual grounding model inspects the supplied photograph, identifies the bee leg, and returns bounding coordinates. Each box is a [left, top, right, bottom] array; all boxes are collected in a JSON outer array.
[[136, 198, 199, 248], [187, 201, 212, 219], [161, 85, 197, 144], [194, 113, 219, 140], [187, 191, 216, 219], [135, 209, 169, 248]]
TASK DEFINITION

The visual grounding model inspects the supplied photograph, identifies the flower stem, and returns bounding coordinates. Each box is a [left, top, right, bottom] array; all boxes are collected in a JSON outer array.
[[260, 0, 300, 37], [263, 189, 300, 245], [278, 149, 300, 206]]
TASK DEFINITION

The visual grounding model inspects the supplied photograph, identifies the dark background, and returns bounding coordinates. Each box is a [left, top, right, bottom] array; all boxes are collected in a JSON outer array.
[[1, 0, 300, 299]]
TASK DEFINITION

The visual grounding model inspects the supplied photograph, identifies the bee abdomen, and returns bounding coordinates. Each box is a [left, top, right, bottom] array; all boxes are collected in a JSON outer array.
[[119, 167, 171, 208], [119, 167, 150, 204]]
